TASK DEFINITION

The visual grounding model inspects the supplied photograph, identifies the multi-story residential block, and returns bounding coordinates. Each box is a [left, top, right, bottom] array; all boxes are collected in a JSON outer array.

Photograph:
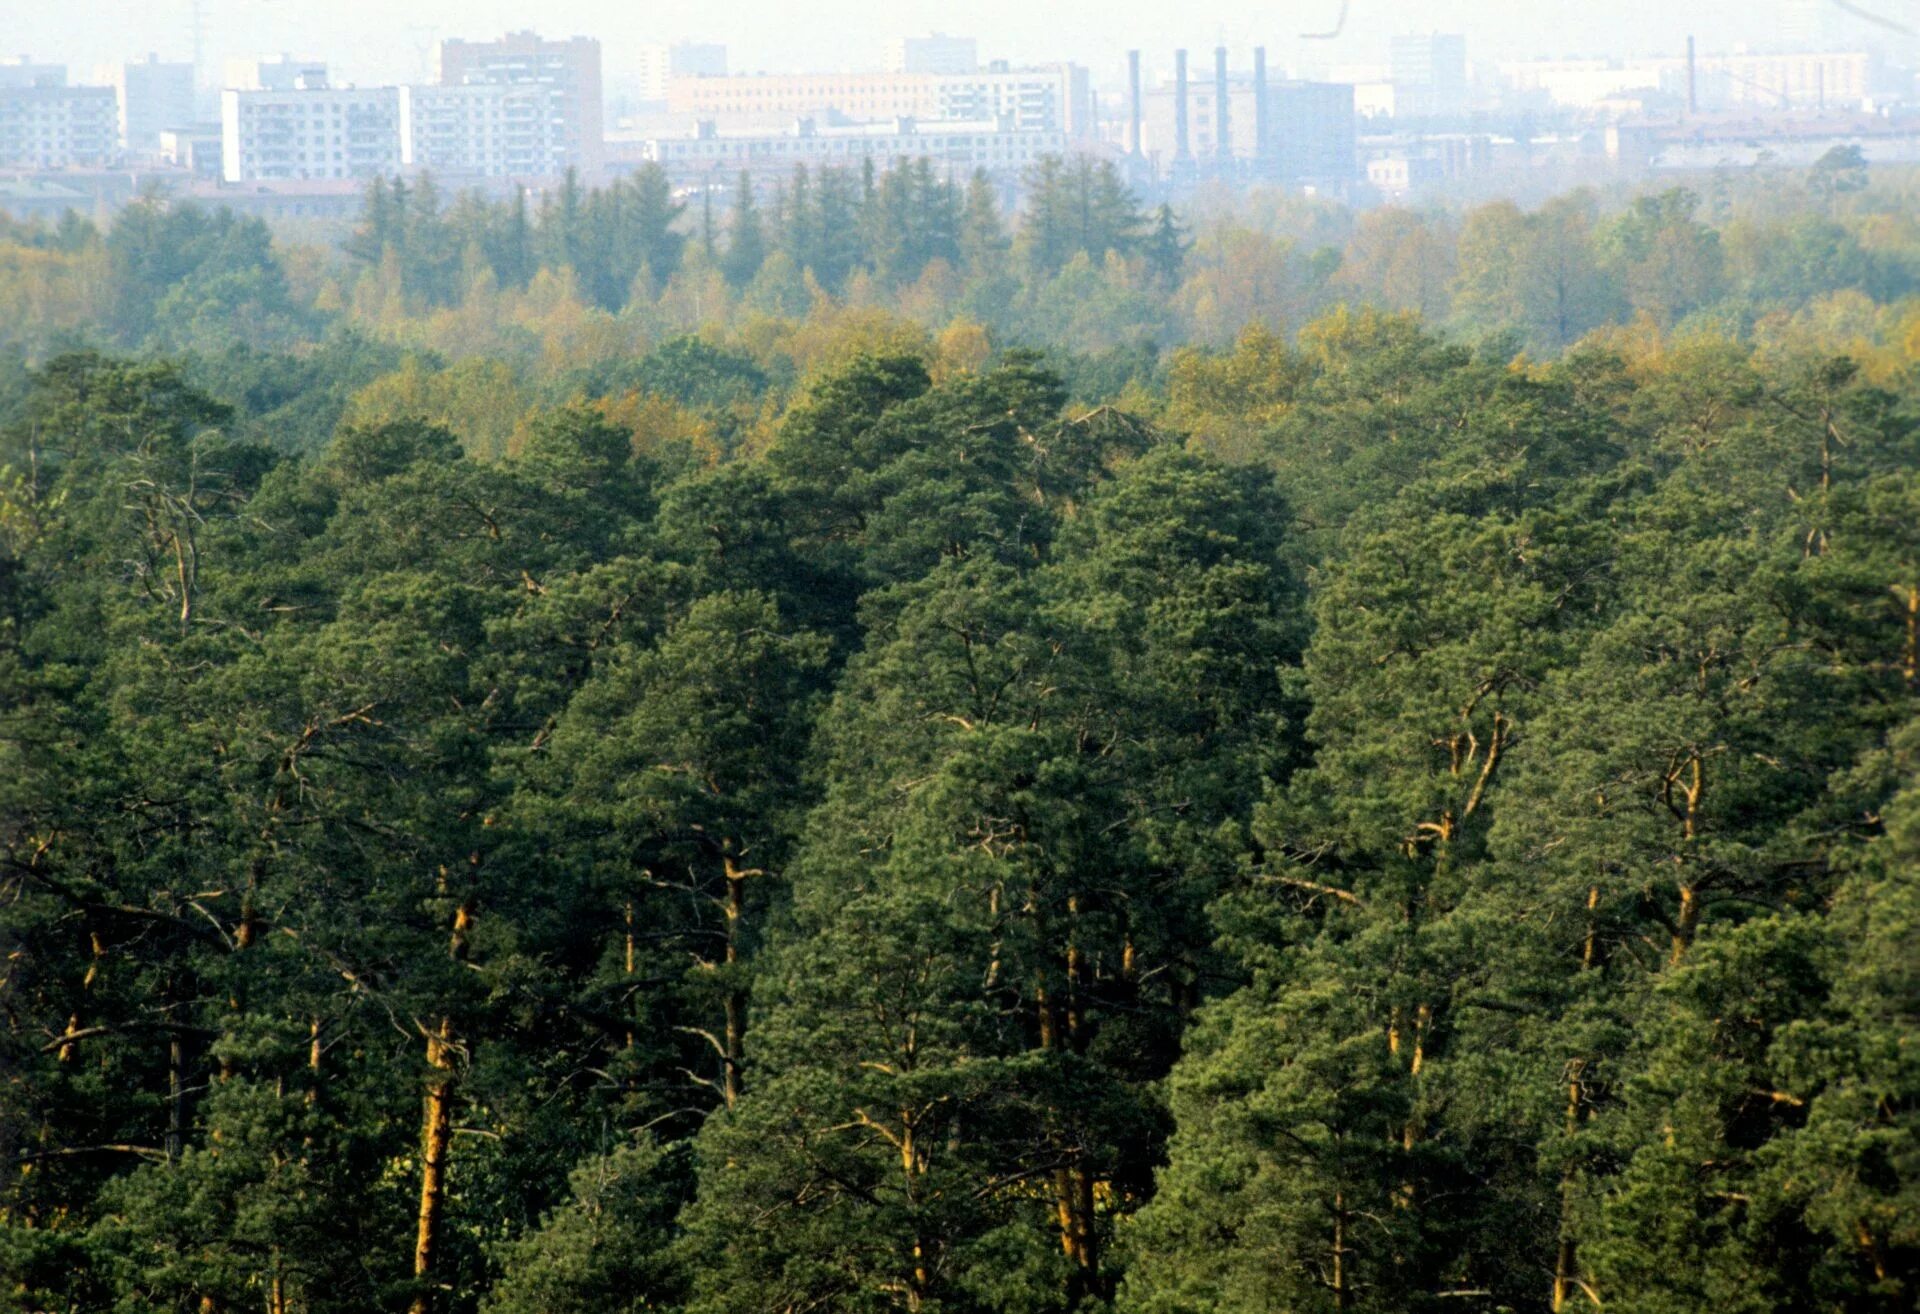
[[438, 31, 603, 172], [398, 82, 561, 178], [625, 114, 1065, 183], [220, 85, 401, 182], [0, 84, 118, 167], [885, 34, 978, 75], [634, 42, 727, 104], [108, 55, 195, 154], [933, 65, 1088, 131]]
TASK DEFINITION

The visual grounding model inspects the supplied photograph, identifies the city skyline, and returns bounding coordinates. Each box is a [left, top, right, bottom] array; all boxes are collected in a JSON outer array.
[[7, 0, 1898, 92]]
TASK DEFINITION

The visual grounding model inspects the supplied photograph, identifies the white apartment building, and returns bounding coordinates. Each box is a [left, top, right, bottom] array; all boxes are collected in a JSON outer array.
[[438, 32, 602, 173], [398, 82, 562, 177], [221, 85, 401, 181], [0, 84, 118, 167]]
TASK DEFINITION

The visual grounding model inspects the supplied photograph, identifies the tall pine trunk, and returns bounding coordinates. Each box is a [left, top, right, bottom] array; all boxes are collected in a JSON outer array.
[[409, 898, 471, 1314]]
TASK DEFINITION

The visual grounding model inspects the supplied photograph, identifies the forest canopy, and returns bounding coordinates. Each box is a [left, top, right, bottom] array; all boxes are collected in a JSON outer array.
[[1, 154, 1918, 1314]]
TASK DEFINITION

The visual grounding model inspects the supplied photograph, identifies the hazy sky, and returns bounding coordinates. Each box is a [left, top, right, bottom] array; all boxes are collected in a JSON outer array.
[[5, 1, 1841, 88]]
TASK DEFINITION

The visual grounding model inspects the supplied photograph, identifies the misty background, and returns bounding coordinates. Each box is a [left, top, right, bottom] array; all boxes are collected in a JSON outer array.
[[8, 0, 1884, 91]]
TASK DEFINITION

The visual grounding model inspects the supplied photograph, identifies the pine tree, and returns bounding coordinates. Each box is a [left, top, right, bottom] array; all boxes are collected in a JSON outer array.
[[720, 171, 765, 288], [1142, 204, 1189, 290]]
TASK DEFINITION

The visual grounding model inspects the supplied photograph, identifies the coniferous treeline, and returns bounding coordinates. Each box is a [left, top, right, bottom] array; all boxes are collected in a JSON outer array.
[[3, 297, 1917, 1314], [339, 157, 1163, 315], [6, 147, 1919, 385]]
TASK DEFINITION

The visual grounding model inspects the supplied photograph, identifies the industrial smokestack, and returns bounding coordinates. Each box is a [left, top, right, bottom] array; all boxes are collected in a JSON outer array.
[[1174, 48, 1190, 160], [1686, 35, 1697, 115], [1127, 49, 1143, 155], [1253, 46, 1269, 167], [1214, 45, 1230, 162]]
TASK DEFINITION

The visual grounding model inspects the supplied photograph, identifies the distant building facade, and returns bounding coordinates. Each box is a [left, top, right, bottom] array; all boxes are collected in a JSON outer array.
[[398, 82, 562, 178], [1389, 33, 1468, 118], [438, 31, 603, 172], [159, 124, 224, 178], [224, 56, 331, 93], [635, 42, 727, 103], [666, 64, 1091, 136], [622, 114, 1064, 183], [220, 85, 401, 181], [0, 58, 67, 90], [0, 84, 118, 167], [885, 35, 978, 75], [1138, 67, 1355, 186], [110, 55, 195, 154], [1500, 50, 1872, 111], [1271, 80, 1359, 184]]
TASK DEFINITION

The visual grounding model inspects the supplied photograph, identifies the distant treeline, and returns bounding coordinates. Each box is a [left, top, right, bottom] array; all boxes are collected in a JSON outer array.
[[1, 145, 1918, 386]]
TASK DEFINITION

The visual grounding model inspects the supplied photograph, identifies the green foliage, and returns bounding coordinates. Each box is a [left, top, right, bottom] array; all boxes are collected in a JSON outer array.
[[2, 175, 1917, 1314]]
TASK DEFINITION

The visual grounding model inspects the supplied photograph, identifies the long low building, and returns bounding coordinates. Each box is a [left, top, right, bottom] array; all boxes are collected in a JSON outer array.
[[1607, 112, 1920, 170], [1499, 50, 1875, 112], [665, 64, 1091, 137], [613, 115, 1068, 181]]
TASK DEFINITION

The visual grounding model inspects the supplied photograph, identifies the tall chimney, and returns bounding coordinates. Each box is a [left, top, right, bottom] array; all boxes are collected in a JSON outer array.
[[1214, 45, 1231, 163], [1174, 49, 1190, 160], [1686, 35, 1697, 115], [1127, 49, 1143, 155], [1253, 45, 1269, 167]]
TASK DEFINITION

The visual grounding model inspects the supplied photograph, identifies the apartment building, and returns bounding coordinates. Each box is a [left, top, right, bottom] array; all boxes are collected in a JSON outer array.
[[398, 82, 562, 178], [666, 64, 1091, 137], [438, 32, 603, 172], [220, 85, 401, 181], [0, 84, 118, 167]]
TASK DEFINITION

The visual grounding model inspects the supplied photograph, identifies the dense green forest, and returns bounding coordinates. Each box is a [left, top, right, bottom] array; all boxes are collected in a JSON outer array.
[[2, 154, 1919, 1314]]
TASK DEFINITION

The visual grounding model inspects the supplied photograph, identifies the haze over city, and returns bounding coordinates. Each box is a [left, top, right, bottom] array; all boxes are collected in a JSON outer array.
[[8, 0, 1899, 85]]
